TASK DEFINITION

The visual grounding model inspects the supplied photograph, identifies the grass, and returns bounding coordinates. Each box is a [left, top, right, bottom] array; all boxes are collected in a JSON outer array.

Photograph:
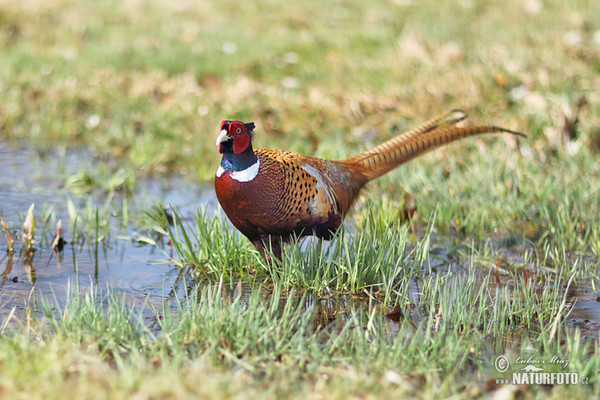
[[0, 277, 596, 399], [0, 0, 599, 397], [158, 202, 599, 311]]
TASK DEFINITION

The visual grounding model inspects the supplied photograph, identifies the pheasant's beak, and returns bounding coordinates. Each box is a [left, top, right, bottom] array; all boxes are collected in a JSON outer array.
[[216, 129, 232, 150]]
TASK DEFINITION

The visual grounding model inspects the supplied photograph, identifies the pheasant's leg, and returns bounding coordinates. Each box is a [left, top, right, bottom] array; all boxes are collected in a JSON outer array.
[[268, 237, 283, 261], [251, 240, 269, 263], [251, 237, 282, 264]]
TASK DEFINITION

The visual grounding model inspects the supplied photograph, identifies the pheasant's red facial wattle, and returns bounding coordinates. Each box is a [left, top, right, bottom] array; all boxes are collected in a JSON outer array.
[[232, 133, 250, 154], [227, 122, 249, 154]]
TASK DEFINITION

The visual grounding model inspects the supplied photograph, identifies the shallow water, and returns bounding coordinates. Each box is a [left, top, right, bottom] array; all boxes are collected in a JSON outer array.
[[0, 140, 598, 341], [0, 140, 214, 316]]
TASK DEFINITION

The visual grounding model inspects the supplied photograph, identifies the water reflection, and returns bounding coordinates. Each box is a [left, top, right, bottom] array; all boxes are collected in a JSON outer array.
[[0, 140, 213, 317]]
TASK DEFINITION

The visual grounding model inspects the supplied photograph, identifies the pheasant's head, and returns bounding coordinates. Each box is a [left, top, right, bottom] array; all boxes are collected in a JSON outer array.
[[216, 120, 255, 154]]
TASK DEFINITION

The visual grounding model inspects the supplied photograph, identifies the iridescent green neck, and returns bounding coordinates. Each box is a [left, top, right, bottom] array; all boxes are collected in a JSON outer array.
[[220, 146, 257, 171]]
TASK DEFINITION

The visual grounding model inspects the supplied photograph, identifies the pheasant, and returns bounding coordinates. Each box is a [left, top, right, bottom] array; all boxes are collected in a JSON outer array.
[[214, 110, 522, 262]]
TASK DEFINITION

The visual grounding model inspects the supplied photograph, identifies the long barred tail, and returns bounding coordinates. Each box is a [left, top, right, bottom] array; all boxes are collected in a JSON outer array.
[[344, 110, 524, 181]]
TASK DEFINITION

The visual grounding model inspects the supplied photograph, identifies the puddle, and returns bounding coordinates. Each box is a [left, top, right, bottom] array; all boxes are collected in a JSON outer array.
[[565, 292, 600, 341], [0, 140, 215, 317]]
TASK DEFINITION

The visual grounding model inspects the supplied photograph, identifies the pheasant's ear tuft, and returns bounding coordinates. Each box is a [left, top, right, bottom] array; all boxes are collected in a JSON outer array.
[[244, 122, 255, 137]]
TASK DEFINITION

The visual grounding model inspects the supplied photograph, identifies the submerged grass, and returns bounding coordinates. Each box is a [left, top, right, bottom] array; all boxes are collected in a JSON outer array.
[[0, 196, 132, 280]]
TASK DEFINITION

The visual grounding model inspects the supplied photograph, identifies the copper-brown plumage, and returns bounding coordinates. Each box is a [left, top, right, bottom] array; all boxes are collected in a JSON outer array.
[[214, 111, 522, 262]]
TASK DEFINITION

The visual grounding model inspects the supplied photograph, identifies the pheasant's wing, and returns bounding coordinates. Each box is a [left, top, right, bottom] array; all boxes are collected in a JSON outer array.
[[252, 150, 361, 236]]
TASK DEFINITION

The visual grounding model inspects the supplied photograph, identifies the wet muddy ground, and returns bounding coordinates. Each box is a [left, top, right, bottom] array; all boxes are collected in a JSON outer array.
[[0, 140, 599, 341]]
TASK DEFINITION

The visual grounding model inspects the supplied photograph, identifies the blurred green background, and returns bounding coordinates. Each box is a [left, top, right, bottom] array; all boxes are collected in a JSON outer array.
[[1, 0, 598, 180]]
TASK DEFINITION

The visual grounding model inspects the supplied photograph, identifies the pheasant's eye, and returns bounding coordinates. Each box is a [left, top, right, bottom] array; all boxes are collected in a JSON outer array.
[[235, 127, 242, 134]]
